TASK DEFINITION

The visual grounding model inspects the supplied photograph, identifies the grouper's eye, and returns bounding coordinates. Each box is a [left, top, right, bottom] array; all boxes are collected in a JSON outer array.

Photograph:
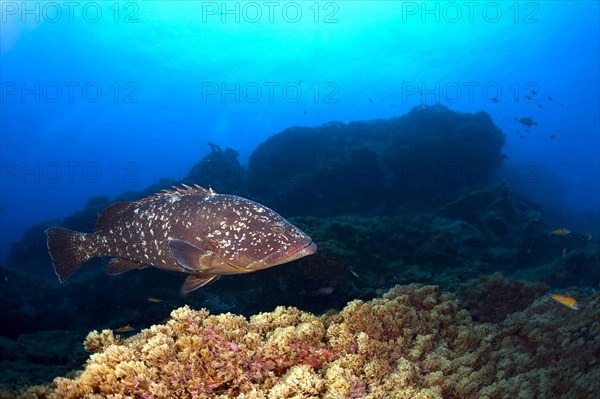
[[272, 224, 285, 234]]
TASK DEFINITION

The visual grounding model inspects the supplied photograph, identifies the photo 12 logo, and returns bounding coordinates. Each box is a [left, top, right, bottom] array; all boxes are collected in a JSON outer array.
[[200, 1, 340, 23], [400, 2, 540, 23], [1, 161, 140, 184], [397, 161, 540, 185], [196, 160, 340, 185], [201, 81, 339, 104], [1, 82, 140, 103], [0, 1, 140, 24], [401, 81, 541, 104]]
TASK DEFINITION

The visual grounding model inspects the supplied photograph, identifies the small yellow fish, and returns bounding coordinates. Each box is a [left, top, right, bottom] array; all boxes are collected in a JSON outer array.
[[147, 297, 163, 303], [114, 324, 135, 333], [550, 228, 571, 236], [548, 294, 580, 310]]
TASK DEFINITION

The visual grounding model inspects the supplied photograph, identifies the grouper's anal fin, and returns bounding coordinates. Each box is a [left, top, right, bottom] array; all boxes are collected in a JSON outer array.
[[180, 274, 220, 295], [107, 258, 149, 275]]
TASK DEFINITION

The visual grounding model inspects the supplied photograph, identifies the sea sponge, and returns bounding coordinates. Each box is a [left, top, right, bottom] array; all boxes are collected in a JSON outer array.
[[15, 284, 600, 399]]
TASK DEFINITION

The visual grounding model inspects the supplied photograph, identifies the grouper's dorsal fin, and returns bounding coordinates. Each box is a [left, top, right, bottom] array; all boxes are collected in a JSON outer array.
[[135, 184, 217, 207], [94, 201, 137, 232], [95, 185, 216, 232], [167, 184, 216, 196]]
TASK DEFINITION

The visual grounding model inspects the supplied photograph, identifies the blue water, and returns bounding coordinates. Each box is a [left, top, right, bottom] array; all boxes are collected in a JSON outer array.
[[1, 1, 599, 250]]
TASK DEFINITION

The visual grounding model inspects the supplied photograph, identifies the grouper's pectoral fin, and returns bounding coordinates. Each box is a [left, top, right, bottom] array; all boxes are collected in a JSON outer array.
[[181, 274, 220, 295], [107, 258, 149, 275], [168, 237, 225, 272]]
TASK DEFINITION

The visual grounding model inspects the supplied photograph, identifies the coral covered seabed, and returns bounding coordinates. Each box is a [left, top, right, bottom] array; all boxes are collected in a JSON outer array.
[[6, 283, 599, 399]]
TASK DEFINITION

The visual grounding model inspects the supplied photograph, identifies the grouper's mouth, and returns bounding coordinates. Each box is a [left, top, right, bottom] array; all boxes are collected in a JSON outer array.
[[270, 241, 317, 266], [292, 241, 317, 260]]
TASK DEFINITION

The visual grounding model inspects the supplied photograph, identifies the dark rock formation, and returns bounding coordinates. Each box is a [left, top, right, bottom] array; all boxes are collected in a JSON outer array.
[[183, 142, 243, 194], [246, 104, 505, 215], [458, 273, 549, 323]]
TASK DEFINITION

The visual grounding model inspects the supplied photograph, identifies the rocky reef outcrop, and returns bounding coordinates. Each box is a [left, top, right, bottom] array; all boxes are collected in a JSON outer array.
[[246, 104, 505, 215]]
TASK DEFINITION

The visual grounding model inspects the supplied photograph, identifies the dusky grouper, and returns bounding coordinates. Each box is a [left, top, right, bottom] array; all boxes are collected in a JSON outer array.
[[46, 184, 316, 294]]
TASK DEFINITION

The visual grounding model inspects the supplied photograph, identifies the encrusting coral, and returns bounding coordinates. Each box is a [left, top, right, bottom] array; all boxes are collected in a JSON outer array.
[[14, 284, 600, 399]]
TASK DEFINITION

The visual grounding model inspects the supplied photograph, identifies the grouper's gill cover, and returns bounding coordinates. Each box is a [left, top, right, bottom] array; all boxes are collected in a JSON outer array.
[[45, 184, 317, 294]]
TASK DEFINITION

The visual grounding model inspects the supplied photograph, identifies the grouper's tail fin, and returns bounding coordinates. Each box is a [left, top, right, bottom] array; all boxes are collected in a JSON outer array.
[[46, 227, 95, 282]]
